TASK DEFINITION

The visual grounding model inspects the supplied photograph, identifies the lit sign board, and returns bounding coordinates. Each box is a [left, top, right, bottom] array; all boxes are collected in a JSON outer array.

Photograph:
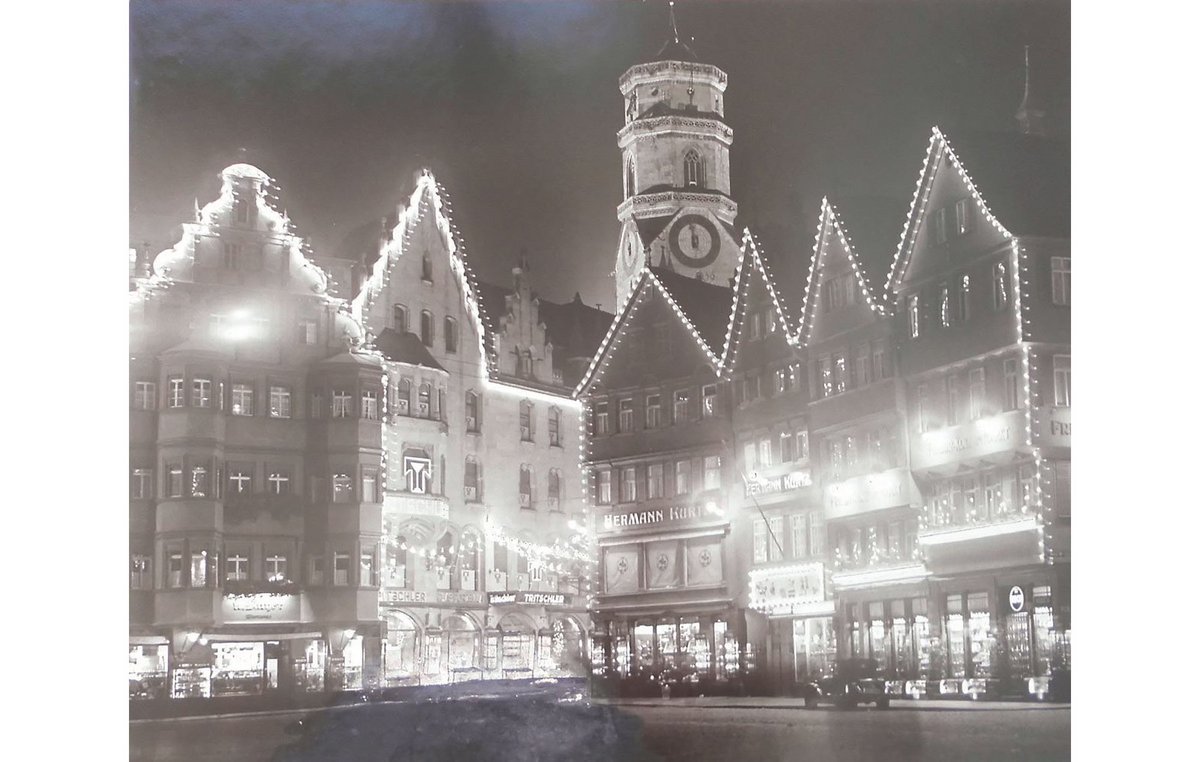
[[221, 593, 301, 623], [600, 503, 723, 532], [744, 469, 813, 498], [824, 468, 917, 520], [911, 411, 1025, 471], [488, 591, 576, 608], [750, 563, 826, 613], [1037, 407, 1071, 449]]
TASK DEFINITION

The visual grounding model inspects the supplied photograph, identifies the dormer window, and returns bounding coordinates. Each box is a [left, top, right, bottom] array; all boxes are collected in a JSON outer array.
[[684, 150, 704, 188]]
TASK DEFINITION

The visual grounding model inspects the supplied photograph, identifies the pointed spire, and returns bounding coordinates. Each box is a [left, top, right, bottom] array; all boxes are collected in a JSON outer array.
[[668, 0, 680, 43], [1015, 45, 1046, 136], [654, 0, 698, 62]]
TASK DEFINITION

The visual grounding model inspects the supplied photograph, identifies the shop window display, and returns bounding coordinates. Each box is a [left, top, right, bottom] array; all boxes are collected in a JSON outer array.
[[129, 644, 168, 700], [211, 642, 264, 697], [913, 601, 932, 676], [342, 635, 364, 690], [714, 620, 738, 680], [868, 602, 887, 666], [967, 592, 994, 678], [501, 631, 534, 678], [793, 618, 835, 680], [890, 601, 912, 676], [384, 613, 419, 684], [296, 639, 326, 692], [614, 636, 631, 677], [656, 621, 679, 669], [633, 623, 655, 674], [447, 615, 479, 678], [171, 665, 211, 698], [945, 596, 966, 678]]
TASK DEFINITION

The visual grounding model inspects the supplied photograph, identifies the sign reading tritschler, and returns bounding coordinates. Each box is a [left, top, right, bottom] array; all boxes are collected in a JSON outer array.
[[1009, 585, 1025, 613], [488, 591, 577, 608]]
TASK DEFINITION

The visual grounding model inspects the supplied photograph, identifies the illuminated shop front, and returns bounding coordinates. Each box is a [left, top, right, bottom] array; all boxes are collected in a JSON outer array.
[[748, 562, 836, 684], [600, 615, 741, 681], [498, 612, 536, 678], [383, 611, 420, 684], [129, 642, 169, 700], [842, 597, 933, 681], [212, 642, 266, 696]]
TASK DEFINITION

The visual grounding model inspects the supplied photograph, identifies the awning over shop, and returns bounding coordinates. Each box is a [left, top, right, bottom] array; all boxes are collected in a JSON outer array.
[[205, 631, 324, 642]]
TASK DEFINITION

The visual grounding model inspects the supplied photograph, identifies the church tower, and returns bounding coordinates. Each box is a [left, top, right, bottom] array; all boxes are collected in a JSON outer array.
[[614, 2, 740, 307]]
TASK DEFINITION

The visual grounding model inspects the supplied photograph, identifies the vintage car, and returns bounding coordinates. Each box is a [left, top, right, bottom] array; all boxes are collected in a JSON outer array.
[[798, 658, 890, 709]]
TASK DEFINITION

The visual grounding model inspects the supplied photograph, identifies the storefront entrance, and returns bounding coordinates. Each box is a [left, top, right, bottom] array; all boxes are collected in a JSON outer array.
[[791, 617, 835, 681]]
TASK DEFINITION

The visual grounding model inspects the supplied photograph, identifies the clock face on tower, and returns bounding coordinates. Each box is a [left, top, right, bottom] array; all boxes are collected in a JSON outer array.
[[668, 214, 721, 269]]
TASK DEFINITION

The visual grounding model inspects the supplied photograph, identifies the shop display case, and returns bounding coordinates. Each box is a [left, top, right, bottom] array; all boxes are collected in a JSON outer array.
[[171, 666, 211, 698]]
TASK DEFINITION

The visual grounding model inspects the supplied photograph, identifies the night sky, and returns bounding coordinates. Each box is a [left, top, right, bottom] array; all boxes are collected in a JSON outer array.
[[129, 0, 1070, 311]]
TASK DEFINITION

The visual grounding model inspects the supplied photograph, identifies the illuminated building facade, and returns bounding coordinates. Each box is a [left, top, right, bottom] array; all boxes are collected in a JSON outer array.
[[129, 164, 385, 700], [351, 176, 610, 686]]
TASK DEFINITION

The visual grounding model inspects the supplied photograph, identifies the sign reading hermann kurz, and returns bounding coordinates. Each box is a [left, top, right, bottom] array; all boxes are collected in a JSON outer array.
[[600, 503, 721, 532]]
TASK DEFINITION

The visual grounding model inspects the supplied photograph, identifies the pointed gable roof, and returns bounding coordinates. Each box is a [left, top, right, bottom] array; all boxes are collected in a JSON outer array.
[[741, 228, 812, 342], [537, 294, 613, 361], [574, 267, 735, 395], [825, 195, 909, 306], [886, 126, 1070, 293]]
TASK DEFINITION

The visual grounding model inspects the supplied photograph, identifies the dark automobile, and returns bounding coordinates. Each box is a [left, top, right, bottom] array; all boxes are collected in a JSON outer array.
[[798, 658, 890, 709]]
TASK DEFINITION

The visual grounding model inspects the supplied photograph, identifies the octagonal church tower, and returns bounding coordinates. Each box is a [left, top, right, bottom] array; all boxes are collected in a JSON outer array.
[[614, 2, 739, 307]]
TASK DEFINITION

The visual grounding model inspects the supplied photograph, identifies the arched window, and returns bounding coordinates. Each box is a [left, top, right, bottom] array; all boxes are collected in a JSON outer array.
[[420, 310, 434, 347], [548, 407, 561, 446], [421, 250, 433, 282], [418, 383, 431, 417], [393, 304, 408, 332], [519, 400, 534, 442], [625, 157, 635, 199], [384, 610, 419, 681], [460, 529, 482, 591], [548, 469, 561, 509], [465, 391, 480, 432], [684, 150, 704, 188], [395, 378, 411, 416], [464, 457, 481, 501], [444, 317, 458, 353], [519, 465, 533, 508], [435, 531, 455, 590]]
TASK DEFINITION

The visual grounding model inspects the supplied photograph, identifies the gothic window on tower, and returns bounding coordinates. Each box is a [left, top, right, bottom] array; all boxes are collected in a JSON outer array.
[[684, 150, 704, 189], [625, 158, 635, 199]]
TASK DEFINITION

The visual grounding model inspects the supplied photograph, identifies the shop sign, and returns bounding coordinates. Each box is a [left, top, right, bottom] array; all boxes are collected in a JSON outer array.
[[438, 591, 485, 605], [600, 502, 722, 533], [744, 469, 813, 498], [1008, 585, 1025, 613], [221, 593, 300, 623], [383, 493, 449, 519], [911, 410, 1024, 470], [750, 564, 826, 612], [488, 591, 576, 608], [380, 589, 429, 604], [823, 468, 916, 520], [1037, 407, 1071, 449]]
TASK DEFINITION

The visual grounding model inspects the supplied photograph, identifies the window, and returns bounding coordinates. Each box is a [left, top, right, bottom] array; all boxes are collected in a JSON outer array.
[[872, 343, 886, 382], [168, 377, 184, 408], [228, 465, 252, 497], [625, 157, 635, 198], [620, 467, 637, 503], [361, 467, 379, 503], [464, 458, 481, 501], [519, 465, 534, 508], [947, 376, 960, 426], [548, 408, 561, 446], [855, 346, 869, 388], [166, 464, 184, 498], [934, 207, 948, 244], [810, 512, 826, 555], [758, 439, 773, 468], [360, 550, 375, 587], [334, 553, 350, 586], [265, 385, 291, 418], [703, 456, 720, 491], [701, 384, 717, 418], [673, 390, 689, 422], [939, 283, 951, 328], [518, 350, 533, 378], [420, 310, 434, 346], [643, 394, 662, 429], [167, 551, 184, 589], [309, 556, 324, 586], [223, 243, 239, 269], [444, 317, 458, 353], [466, 391, 480, 432], [548, 469, 561, 507], [1053, 355, 1071, 406], [618, 399, 634, 432], [190, 465, 210, 497], [779, 433, 794, 463], [683, 149, 704, 188], [331, 390, 352, 418], [393, 304, 408, 332], [907, 295, 920, 339], [1051, 257, 1071, 306], [597, 470, 612, 504], [361, 390, 378, 421], [675, 460, 691, 495], [647, 463, 664, 499], [299, 319, 318, 345], [421, 250, 433, 282], [235, 198, 251, 224], [131, 467, 153, 499], [594, 401, 610, 435], [191, 551, 208, 588], [520, 400, 534, 441], [955, 198, 972, 235], [818, 356, 833, 398], [267, 469, 290, 495], [191, 377, 211, 408], [220, 551, 248, 583], [230, 383, 254, 416], [992, 262, 1009, 310], [774, 367, 792, 394], [768, 517, 784, 562], [832, 354, 846, 395], [916, 385, 929, 434], [1004, 359, 1020, 410], [130, 554, 151, 589], [332, 472, 353, 503], [791, 514, 809, 559], [753, 520, 768, 564], [968, 369, 986, 421], [133, 381, 156, 410], [957, 275, 970, 323]]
